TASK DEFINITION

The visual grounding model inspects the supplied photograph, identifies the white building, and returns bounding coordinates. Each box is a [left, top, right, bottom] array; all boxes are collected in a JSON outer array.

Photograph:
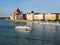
[[10, 12, 15, 20], [27, 13, 33, 20], [27, 11, 43, 21]]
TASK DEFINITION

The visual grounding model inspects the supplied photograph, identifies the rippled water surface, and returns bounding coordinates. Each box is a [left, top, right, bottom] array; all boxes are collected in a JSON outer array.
[[0, 20, 60, 45]]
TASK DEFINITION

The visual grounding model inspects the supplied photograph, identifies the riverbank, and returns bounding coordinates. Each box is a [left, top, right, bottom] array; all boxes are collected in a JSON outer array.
[[3, 19, 60, 23], [0, 17, 60, 22], [5, 19, 33, 22], [0, 17, 10, 20]]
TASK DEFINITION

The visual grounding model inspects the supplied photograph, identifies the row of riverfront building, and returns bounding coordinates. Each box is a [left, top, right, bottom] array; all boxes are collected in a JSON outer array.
[[10, 8, 60, 21]]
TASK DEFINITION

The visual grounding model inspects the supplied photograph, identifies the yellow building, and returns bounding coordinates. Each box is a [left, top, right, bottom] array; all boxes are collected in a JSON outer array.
[[33, 13, 43, 20], [45, 13, 56, 21], [10, 8, 23, 20], [58, 14, 60, 20]]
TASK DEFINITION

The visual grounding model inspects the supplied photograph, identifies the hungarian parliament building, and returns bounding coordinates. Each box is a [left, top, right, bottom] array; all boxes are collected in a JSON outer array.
[[10, 8, 60, 21]]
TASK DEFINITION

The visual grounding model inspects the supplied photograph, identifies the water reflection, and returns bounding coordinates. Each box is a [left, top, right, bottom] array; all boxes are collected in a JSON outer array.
[[0, 20, 60, 45], [26, 22, 33, 27]]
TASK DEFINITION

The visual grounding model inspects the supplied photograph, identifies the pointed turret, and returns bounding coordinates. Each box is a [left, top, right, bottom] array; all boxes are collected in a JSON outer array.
[[16, 8, 22, 15]]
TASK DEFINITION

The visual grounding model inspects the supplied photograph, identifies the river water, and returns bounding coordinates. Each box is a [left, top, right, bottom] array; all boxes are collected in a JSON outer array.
[[0, 20, 60, 45]]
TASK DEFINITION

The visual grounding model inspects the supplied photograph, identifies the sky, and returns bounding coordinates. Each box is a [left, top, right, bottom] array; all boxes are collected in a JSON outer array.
[[0, 0, 60, 17]]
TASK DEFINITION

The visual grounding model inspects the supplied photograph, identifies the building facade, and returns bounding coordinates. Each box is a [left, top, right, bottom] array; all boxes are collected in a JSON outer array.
[[27, 13, 33, 20], [10, 9, 60, 21], [33, 13, 43, 21], [27, 11, 43, 21], [27, 13, 60, 21], [45, 13, 56, 21], [10, 8, 23, 20], [58, 14, 60, 20]]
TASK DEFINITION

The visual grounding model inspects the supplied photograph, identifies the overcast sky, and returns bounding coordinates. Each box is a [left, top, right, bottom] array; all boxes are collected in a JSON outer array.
[[0, 0, 60, 17]]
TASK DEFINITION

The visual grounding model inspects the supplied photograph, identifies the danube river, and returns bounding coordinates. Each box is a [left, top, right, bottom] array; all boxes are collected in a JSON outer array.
[[0, 20, 60, 45]]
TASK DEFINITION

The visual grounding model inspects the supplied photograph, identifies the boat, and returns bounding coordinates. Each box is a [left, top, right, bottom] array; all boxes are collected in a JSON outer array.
[[15, 26, 32, 31]]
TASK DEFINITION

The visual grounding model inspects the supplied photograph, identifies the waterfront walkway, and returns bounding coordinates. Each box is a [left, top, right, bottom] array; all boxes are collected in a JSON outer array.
[[10, 19, 33, 22]]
